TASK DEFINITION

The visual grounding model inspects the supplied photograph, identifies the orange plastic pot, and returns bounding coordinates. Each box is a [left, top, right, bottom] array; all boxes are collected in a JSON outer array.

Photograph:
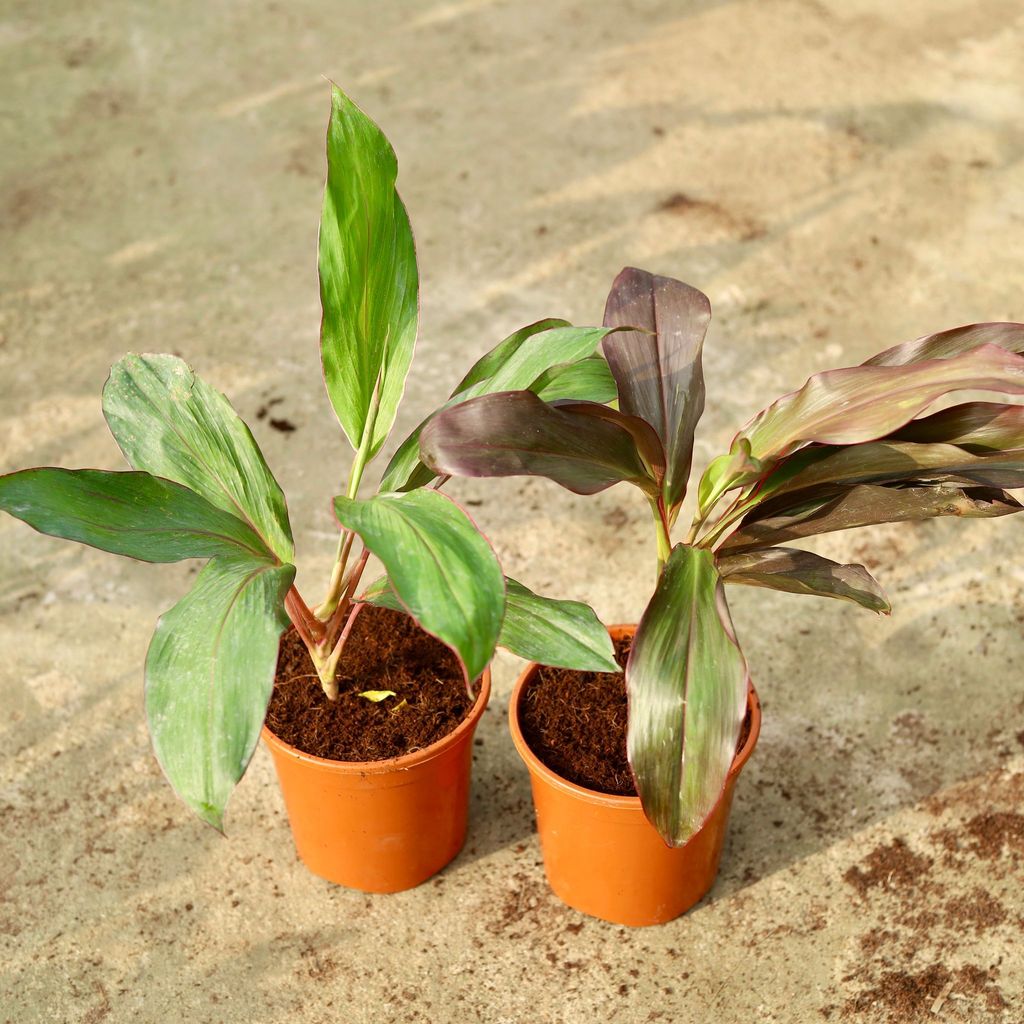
[[262, 669, 490, 893], [509, 625, 760, 926]]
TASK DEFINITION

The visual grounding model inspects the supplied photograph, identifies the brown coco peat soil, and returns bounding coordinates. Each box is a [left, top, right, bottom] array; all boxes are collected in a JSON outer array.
[[520, 636, 637, 794], [520, 635, 751, 796], [265, 604, 479, 762]]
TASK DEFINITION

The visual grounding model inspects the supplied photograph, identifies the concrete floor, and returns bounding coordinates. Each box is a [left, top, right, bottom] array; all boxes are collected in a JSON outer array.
[[2, 1, 1023, 1020]]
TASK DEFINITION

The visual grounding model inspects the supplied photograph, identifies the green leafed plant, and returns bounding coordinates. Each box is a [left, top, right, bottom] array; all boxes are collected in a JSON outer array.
[[422, 265, 1024, 846], [0, 85, 617, 830]]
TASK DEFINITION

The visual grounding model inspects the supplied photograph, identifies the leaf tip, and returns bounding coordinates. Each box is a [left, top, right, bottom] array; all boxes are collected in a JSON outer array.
[[196, 803, 226, 834]]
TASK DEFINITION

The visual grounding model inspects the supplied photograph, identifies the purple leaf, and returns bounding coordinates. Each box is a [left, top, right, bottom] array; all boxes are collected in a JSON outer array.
[[627, 545, 749, 846], [864, 322, 1024, 367], [892, 402, 1024, 451], [603, 268, 710, 511], [753, 441, 1024, 513], [551, 400, 666, 482], [718, 547, 890, 613], [722, 483, 1022, 552], [735, 343, 1024, 461], [420, 390, 660, 497]]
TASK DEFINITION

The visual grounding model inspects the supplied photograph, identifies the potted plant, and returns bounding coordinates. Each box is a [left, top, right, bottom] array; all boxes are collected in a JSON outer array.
[[0, 85, 620, 894], [421, 266, 1024, 924]]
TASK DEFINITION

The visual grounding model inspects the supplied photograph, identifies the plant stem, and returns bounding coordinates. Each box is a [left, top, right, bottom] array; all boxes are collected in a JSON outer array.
[[697, 493, 756, 550], [312, 650, 340, 700], [285, 588, 317, 648], [321, 549, 371, 683], [323, 546, 370, 651], [315, 374, 384, 620], [286, 589, 340, 697], [650, 497, 672, 573], [316, 528, 355, 621]]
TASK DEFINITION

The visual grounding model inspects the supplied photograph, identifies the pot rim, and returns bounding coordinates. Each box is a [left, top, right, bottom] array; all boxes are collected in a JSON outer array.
[[262, 666, 491, 776], [508, 623, 761, 810]]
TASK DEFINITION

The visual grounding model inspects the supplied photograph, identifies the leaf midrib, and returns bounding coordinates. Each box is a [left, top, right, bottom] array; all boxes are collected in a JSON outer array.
[[115, 366, 281, 560], [393, 507, 478, 669], [71, 481, 267, 559], [202, 561, 274, 808], [505, 594, 604, 662]]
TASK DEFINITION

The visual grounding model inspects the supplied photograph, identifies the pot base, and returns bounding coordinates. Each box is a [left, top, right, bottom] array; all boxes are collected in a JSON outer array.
[[510, 625, 761, 926]]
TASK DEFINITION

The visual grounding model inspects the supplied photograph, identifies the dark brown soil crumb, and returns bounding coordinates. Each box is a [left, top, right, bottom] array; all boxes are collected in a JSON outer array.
[[841, 963, 1005, 1021], [519, 637, 751, 796], [942, 887, 1008, 934], [843, 838, 933, 897], [858, 929, 898, 956], [963, 811, 1024, 860], [265, 605, 478, 762]]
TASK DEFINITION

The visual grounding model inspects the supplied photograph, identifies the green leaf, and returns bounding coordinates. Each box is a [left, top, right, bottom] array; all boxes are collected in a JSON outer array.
[[500, 578, 619, 672], [360, 575, 405, 612], [603, 268, 710, 511], [696, 440, 764, 516], [0, 468, 271, 562], [892, 402, 1024, 451], [864, 322, 1024, 367], [719, 547, 891, 613], [102, 354, 293, 563], [722, 482, 1022, 552], [358, 690, 397, 702], [319, 84, 418, 460], [458, 326, 614, 398], [333, 490, 504, 682], [530, 354, 618, 405], [420, 390, 660, 497], [364, 574, 621, 673], [453, 318, 571, 395], [379, 325, 618, 493], [146, 555, 295, 831], [627, 545, 749, 846], [735, 343, 1024, 462]]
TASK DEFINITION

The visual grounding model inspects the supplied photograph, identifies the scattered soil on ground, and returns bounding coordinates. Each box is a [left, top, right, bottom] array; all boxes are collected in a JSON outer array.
[[840, 963, 1005, 1021], [837, 821, 1015, 1022], [843, 837, 933, 897], [963, 811, 1024, 860], [265, 605, 478, 762]]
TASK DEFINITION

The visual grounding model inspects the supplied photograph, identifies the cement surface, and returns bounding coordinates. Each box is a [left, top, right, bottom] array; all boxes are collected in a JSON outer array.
[[2, 1, 1023, 1021]]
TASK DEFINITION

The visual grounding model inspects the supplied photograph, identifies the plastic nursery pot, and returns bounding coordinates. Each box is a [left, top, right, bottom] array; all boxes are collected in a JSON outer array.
[[262, 668, 491, 894], [509, 625, 761, 927]]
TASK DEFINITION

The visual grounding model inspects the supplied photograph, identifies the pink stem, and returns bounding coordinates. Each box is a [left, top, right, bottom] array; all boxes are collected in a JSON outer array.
[[323, 548, 371, 651], [285, 587, 321, 648]]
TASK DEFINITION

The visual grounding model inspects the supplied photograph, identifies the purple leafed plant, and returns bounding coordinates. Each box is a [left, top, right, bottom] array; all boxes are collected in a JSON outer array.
[[421, 267, 1024, 845]]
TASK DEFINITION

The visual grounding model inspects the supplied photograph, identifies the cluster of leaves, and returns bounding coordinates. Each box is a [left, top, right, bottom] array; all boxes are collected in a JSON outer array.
[[422, 267, 1024, 846], [4, 83, 1022, 854], [0, 86, 619, 830]]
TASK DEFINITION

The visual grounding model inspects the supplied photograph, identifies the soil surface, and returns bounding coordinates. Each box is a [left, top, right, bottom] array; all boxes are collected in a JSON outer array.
[[265, 605, 478, 762], [520, 636, 751, 795], [520, 636, 636, 794]]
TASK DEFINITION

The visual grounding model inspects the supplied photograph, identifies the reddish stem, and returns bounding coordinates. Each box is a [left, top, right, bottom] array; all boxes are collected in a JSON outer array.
[[285, 590, 315, 648], [285, 586, 325, 646], [328, 586, 365, 666], [323, 548, 371, 651]]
